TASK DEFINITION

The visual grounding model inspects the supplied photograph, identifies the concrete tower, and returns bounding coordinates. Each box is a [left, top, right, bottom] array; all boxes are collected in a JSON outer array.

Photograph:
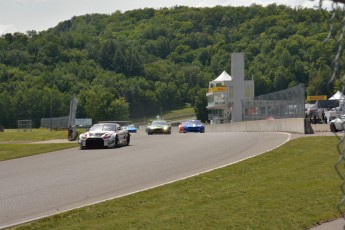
[[231, 53, 245, 122], [206, 52, 254, 124]]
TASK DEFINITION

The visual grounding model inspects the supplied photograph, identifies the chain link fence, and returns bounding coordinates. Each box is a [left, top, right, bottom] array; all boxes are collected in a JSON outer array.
[[316, 0, 345, 221], [242, 84, 305, 121], [41, 116, 69, 129], [17, 120, 32, 132]]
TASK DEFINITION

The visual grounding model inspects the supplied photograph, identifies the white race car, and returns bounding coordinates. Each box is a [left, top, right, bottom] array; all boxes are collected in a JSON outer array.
[[330, 114, 345, 132], [78, 123, 130, 149]]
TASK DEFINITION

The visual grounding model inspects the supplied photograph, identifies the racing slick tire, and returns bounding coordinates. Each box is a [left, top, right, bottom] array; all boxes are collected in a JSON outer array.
[[114, 137, 119, 148], [126, 135, 130, 146], [330, 123, 338, 133]]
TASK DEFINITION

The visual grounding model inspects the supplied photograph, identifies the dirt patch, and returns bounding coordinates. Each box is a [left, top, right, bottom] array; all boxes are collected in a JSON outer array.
[[290, 131, 338, 139], [33, 139, 74, 144]]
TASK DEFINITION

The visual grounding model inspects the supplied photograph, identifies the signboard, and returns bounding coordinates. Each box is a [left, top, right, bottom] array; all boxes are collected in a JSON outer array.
[[307, 95, 327, 101], [208, 87, 227, 93]]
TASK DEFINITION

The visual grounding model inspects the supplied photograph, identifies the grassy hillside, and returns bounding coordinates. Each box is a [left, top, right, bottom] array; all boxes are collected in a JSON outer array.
[[0, 5, 338, 128]]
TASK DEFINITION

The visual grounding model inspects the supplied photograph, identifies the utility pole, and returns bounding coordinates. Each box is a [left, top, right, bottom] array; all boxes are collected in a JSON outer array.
[[50, 99, 52, 132]]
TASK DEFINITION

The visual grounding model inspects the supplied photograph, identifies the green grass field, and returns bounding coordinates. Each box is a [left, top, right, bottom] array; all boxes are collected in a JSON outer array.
[[0, 128, 78, 161], [0, 128, 69, 142], [0, 143, 78, 161], [6, 136, 343, 230]]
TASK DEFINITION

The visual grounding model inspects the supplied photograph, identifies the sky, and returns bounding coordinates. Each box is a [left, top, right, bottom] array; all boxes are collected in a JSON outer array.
[[0, 0, 333, 35]]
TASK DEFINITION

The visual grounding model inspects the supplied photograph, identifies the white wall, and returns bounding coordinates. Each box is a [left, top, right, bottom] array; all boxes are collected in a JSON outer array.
[[204, 118, 307, 134]]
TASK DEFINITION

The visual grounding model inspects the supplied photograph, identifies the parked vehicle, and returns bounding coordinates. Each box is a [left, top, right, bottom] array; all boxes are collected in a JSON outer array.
[[330, 115, 345, 132], [78, 123, 130, 149], [146, 120, 171, 135]]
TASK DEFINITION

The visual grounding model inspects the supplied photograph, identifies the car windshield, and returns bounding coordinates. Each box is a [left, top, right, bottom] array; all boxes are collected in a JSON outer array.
[[89, 124, 116, 131], [186, 120, 202, 125], [152, 121, 168, 126]]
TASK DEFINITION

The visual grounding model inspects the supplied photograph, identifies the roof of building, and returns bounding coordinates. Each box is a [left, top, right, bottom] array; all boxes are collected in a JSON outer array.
[[213, 71, 232, 82]]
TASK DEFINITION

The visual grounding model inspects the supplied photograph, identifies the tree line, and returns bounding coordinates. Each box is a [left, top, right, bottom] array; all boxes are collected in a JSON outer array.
[[0, 4, 343, 128]]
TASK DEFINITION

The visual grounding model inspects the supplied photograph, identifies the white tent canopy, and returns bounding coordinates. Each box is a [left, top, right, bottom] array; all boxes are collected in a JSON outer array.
[[309, 102, 318, 109], [329, 90, 345, 100], [213, 71, 232, 82]]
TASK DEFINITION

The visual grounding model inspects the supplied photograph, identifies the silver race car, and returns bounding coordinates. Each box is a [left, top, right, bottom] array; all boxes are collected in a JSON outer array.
[[146, 120, 171, 135], [78, 123, 130, 149]]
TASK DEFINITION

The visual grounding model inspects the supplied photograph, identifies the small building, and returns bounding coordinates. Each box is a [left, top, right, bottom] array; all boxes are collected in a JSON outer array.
[[206, 53, 254, 124]]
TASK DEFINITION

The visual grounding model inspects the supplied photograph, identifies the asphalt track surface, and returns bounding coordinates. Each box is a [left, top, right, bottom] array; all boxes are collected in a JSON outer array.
[[0, 131, 291, 228]]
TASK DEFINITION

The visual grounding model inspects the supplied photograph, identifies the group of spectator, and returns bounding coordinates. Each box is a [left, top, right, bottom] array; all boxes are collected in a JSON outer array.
[[306, 109, 327, 124]]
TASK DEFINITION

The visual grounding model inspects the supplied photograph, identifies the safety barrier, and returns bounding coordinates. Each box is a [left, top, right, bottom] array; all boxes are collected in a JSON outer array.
[[139, 118, 317, 134], [203, 118, 308, 134]]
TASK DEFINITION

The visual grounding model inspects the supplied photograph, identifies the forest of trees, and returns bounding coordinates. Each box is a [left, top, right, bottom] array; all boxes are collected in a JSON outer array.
[[0, 4, 344, 128]]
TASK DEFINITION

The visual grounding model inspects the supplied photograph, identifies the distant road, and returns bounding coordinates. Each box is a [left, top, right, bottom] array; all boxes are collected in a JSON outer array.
[[0, 131, 290, 228]]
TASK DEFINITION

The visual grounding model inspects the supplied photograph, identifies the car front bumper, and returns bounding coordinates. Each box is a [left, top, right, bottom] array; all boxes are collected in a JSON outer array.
[[184, 127, 205, 132], [148, 128, 170, 134], [79, 138, 114, 148]]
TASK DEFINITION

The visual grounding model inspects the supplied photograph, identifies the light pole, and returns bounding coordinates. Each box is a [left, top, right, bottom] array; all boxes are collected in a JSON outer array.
[[50, 100, 52, 131]]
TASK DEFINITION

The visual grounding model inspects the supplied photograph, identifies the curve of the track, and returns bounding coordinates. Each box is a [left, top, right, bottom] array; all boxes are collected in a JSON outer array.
[[0, 131, 290, 228]]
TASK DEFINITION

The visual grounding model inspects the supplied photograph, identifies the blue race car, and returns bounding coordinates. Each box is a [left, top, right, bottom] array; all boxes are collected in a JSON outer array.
[[124, 125, 137, 133], [181, 120, 205, 133]]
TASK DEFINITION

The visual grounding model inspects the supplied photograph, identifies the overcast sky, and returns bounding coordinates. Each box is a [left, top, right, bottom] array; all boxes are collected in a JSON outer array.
[[0, 0, 331, 35]]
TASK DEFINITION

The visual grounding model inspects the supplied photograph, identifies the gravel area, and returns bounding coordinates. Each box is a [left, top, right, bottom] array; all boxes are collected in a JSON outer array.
[[290, 131, 338, 139]]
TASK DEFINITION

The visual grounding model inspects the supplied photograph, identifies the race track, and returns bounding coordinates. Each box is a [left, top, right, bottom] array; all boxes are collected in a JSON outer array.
[[0, 131, 290, 228]]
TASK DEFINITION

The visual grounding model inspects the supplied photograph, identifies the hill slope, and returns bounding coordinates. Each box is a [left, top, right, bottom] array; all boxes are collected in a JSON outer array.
[[0, 4, 340, 127]]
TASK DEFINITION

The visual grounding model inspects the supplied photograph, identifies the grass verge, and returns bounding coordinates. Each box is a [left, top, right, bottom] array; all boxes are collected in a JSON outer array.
[[0, 143, 79, 161], [9, 136, 343, 230], [0, 129, 69, 142]]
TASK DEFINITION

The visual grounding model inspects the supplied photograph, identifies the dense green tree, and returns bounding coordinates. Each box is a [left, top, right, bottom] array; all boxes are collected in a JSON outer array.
[[107, 97, 130, 121], [0, 91, 13, 126], [0, 4, 343, 128], [194, 88, 208, 122]]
